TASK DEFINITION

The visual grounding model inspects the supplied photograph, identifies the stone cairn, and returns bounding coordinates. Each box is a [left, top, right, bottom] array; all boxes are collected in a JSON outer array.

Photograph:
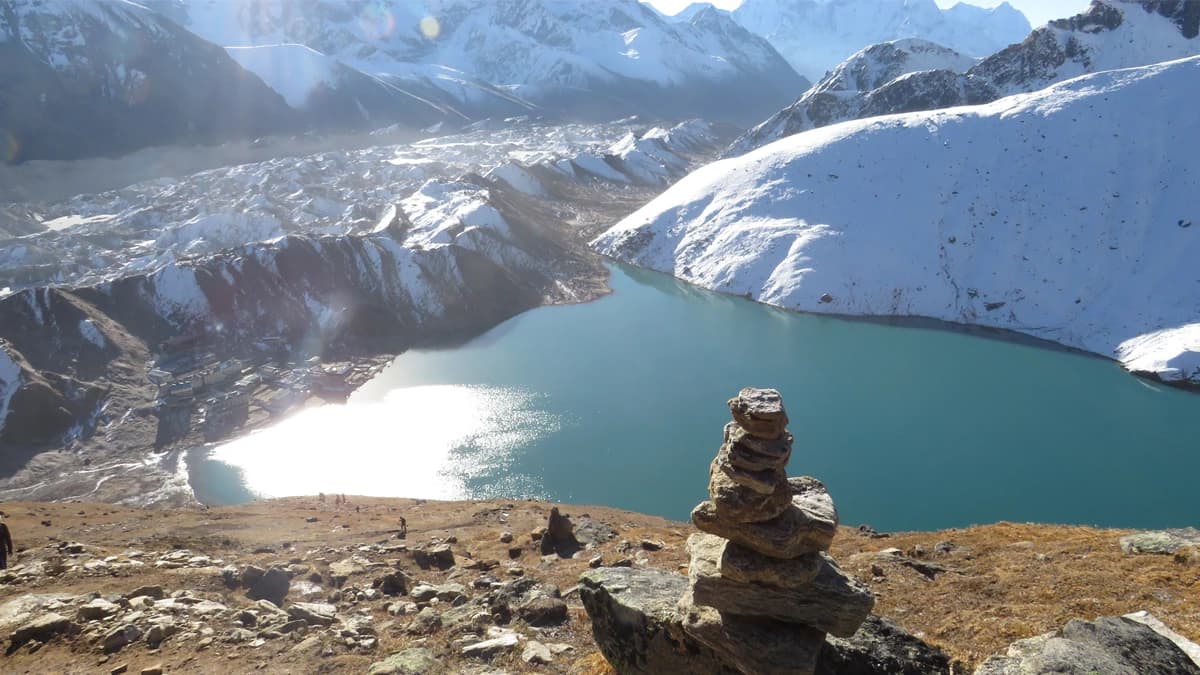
[[678, 387, 875, 675]]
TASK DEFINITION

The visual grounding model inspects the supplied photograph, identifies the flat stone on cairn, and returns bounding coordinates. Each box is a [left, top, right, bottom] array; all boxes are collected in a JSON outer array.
[[680, 387, 874, 675]]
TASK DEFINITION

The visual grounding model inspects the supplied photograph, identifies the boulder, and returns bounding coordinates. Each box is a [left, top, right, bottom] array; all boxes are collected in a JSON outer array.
[[1119, 528, 1200, 555], [687, 534, 872, 637], [368, 647, 446, 675], [973, 616, 1200, 675], [582, 566, 938, 675], [124, 585, 165, 600], [579, 567, 739, 675], [540, 507, 581, 557], [77, 598, 120, 622], [727, 388, 788, 439], [286, 602, 337, 627], [461, 632, 520, 659], [517, 596, 568, 626], [103, 624, 143, 653], [522, 640, 554, 665], [376, 572, 409, 597], [246, 566, 290, 606], [1123, 611, 1200, 667], [9, 613, 76, 653], [406, 607, 442, 635], [816, 615, 952, 675]]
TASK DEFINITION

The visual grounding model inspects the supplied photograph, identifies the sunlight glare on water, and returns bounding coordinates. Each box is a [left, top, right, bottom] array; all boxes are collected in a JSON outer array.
[[206, 385, 558, 500]]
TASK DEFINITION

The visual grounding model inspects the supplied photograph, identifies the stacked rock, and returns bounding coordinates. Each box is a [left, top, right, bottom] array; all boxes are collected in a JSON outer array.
[[679, 388, 874, 675]]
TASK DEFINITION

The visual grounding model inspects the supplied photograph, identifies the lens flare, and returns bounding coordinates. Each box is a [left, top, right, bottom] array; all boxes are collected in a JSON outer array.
[[359, 4, 396, 41], [419, 16, 441, 40], [0, 130, 19, 164]]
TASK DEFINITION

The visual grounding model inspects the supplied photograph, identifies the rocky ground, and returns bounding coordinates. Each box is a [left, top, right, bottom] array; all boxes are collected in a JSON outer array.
[[0, 497, 1197, 674]]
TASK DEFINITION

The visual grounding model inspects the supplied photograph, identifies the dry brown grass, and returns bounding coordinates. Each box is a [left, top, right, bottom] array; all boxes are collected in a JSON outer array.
[[0, 500, 1195, 673], [831, 522, 1200, 668]]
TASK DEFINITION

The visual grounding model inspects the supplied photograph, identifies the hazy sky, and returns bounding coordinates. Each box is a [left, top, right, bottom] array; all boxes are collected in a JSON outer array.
[[643, 0, 1093, 28]]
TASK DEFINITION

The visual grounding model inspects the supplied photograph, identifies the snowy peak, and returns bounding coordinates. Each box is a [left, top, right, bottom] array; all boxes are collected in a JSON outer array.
[[595, 56, 1200, 385], [727, 38, 978, 156], [817, 38, 976, 93], [976, 0, 1200, 94], [153, 0, 806, 125], [728, 0, 1030, 81], [730, 0, 1200, 156]]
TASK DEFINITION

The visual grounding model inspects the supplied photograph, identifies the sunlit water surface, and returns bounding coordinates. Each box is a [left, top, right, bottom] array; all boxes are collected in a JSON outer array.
[[191, 264, 1200, 531]]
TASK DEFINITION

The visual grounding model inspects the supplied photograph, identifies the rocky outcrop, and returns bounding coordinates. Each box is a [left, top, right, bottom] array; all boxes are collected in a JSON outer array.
[[973, 615, 1200, 674], [579, 566, 949, 675], [1119, 528, 1200, 555]]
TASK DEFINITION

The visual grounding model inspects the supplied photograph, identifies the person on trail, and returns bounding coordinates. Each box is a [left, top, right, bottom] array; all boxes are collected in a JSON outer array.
[[0, 515, 13, 570]]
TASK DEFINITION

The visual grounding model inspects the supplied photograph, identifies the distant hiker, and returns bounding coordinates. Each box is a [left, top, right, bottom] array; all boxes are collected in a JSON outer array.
[[398, 516, 407, 539], [0, 516, 12, 569], [355, 505, 360, 513], [318, 492, 326, 503]]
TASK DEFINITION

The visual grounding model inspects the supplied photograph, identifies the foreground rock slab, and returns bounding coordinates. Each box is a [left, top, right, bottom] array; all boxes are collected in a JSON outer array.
[[581, 566, 946, 675], [973, 616, 1200, 675]]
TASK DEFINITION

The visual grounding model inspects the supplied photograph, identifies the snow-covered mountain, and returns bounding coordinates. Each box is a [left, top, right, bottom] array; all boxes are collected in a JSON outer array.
[[727, 38, 977, 156], [731, 0, 1200, 155], [594, 57, 1200, 386], [151, 0, 807, 125], [728, 0, 1030, 81], [0, 0, 298, 162]]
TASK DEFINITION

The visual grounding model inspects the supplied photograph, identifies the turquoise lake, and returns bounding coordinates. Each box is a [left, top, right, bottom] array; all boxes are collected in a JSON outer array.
[[192, 264, 1200, 531]]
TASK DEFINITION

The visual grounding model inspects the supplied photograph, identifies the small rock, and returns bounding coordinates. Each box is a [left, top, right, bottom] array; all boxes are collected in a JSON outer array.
[[499, 532, 513, 544], [10, 613, 76, 651], [110, 665, 128, 675], [1121, 529, 1200, 556], [102, 624, 143, 654], [517, 597, 569, 627], [78, 598, 120, 622], [368, 647, 445, 674], [462, 632, 521, 659], [406, 607, 442, 635], [287, 602, 337, 627], [522, 639, 553, 665]]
